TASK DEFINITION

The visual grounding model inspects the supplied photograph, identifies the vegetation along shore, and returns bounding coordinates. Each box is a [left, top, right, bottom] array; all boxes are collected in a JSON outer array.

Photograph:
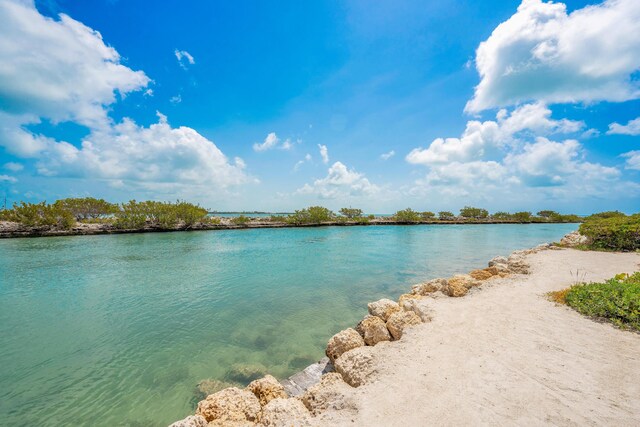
[[0, 197, 593, 238]]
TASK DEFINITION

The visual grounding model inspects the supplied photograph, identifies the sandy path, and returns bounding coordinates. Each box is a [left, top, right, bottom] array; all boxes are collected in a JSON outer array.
[[320, 249, 640, 426]]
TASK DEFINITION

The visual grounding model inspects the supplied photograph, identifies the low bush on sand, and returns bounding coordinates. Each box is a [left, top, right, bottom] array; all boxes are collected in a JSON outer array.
[[578, 214, 640, 251]]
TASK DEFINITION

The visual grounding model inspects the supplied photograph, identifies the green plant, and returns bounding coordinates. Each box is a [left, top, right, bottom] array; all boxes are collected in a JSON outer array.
[[2, 201, 75, 229], [339, 208, 363, 219], [231, 215, 250, 226], [53, 197, 119, 221], [563, 272, 640, 331], [459, 206, 489, 220], [512, 211, 532, 223], [586, 211, 627, 220], [438, 211, 455, 221], [579, 214, 640, 251], [491, 211, 512, 221], [420, 211, 435, 220], [393, 208, 420, 222], [287, 206, 335, 224]]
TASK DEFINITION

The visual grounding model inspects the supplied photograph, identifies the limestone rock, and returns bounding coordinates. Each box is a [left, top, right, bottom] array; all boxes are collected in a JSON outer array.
[[488, 256, 508, 267], [325, 328, 364, 363], [168, 415, 207, 427], [399, 297, 434, 322], [225, 363, 268, 384], [386, 310, 422, 340], [195, 387, 261, 423], [507, 254, 530, 274], [446, 274, 480, 293], [334, 346, 377, 387], [367, 298, 400, 321], [469, 267, 499, 281], [207, 421, 254, 427], [301, 372, 355, 415], [444, 279, 468, 297], [257, 398, 312, 426], [411, 278, 447, 296], [247, 375, 288, 406], [560, 231, 589, 247], [355, 315, 391, 346]]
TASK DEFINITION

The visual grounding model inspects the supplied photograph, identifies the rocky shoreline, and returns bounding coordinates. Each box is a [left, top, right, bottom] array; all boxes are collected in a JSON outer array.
[[169, 238, 567, 426], [0, 219, 578, 239]]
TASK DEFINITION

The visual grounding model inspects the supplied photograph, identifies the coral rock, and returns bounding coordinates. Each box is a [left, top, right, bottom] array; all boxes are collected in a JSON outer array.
[[258, 398, 312, 426], [560, 231, 589, 247], [195, 387, 261, 423], [168, 415, 208, 427], [411, 278, 447, 296], [507, 254, 530, 274], [488, 256, 508, 267], [469, 268, 497, 281], [367, 298, 400, 321], [386, 310, 422, 340], [325, 328, 365, 363], [247, 375, 288, 406], [399, 297, 434, 322], [446, 274, 480, 294], [301, 372, 355, 415], [334, 346, 378, 387], [355, 315, 391, 346]]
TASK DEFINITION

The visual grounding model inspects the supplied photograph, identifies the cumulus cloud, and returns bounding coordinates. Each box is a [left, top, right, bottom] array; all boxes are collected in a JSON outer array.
[[466, 0, 640, 112], [622, 151, 640, 170], [380, 150, 395, 160], [406, 103, 583, 166], [296, 161, 379, 199], [174, 49, 195, 69], [252, 132, 294, 152], [0, 174, 17, 183], [607, 117, 640, 135], [4, 162, 23, 172], [37, 112, 250, 188], [318, 144, 329, 164]]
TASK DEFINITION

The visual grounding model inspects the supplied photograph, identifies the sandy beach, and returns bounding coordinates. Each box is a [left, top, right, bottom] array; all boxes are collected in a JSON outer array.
[[316, 248, 640, 426]]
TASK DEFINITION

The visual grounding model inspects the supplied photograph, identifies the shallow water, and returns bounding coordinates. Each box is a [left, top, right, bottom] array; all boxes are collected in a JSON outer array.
[[0, 224, 576, 426]]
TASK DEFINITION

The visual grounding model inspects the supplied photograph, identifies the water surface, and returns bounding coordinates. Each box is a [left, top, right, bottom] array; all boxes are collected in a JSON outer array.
[[0, 224, 576, 426]]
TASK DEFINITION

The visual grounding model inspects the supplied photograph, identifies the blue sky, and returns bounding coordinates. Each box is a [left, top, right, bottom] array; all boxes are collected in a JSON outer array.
[[0, 0, 639, 214]]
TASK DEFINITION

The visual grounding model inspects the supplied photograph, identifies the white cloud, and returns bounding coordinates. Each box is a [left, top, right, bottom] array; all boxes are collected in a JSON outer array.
[[252, 132, 294, 152], [0, 0, 149, 130], [622, 151, 640, 170], [318, 144, 329, 164], [296, 161, 379, 199], [293, 153, 312, 171], [37, 112, 250, 188], [170, 94, 182, 104], [4, 162, 23, 172], [608, 117, 640, 135], [174, 49, 195, 69], [0, 174, 17, 183], [466, 0, 640, 112], [380, 150, 395, 160], [406, 103, 582, 166]]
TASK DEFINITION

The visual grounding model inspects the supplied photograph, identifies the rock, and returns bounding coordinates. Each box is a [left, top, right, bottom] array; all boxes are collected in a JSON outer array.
[[367, 298, 401, 321], [300, 372, 355, 416], [195, 387, 261, 423], [247, 375, 288, 406], [207, 421, 254, 427], [469, 268, 497, 281], [560, 231, 589, 247], [325, 328, 365, 363], [225, 363, 268, 384], [280, 357, 333, 397], [399, 297, 434, 322], [257, 398, 312, 426], [411, 278, 447, 296], [443, 274, 480, 297], [168, 415, 208, 427], [507, 254, 530, 274], [195, 379, 238, 400], [488, 255, 508, 267], [386, 310, 422, 340], [355, 315, 391, 346], [334, 346, 377, 387], [397, 293, 422, 306]]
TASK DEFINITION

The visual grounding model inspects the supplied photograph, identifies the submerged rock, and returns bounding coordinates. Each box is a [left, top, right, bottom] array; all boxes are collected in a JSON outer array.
[[247, 375, 288, 406], [325, 328, 365, 363], [195, 387, 261, 423], [386, 310, 422, 340], [225, 363, 268, 384], [367, 298, 400, 321], [195, 379, 239, 400], [300, 372, 355, 415], [257, 397, 313, 426], [355, 315, 391, 346], [168, 415, 207, 427], [411, 278, 447, 296], [334, 346, 378, 387]]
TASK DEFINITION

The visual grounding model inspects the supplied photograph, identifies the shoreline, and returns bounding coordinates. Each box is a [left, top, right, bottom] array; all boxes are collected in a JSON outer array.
[[0, 219, 579, 239], [170, 236, 640, 426]]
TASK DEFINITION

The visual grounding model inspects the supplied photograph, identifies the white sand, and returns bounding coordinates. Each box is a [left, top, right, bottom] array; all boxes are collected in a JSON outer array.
[[320, 249, 640, 426]]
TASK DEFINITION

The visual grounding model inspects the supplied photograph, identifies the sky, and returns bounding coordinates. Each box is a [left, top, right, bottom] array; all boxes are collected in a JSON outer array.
[[0, 0, 639, 214]]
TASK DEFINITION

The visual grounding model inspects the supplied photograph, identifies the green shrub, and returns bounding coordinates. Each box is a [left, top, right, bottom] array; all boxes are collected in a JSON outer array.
[[393, 208, 420, 222], [564, 272, 640, 331], [579, 214, 640, 251], [339, 208, 363, 219], [512, 211, 532, 223], [420, 211, 435, 220], [438, 211, 455, 221], [491, 211, 512, 221], [231, 215, 250, 226], [586, 211, 627, 220], [54, 197, 118, 221], [287, 206, 335, 224], [268, 215, 286, 222], [2, 201, 75, 229], [459, 206, 488, 219]]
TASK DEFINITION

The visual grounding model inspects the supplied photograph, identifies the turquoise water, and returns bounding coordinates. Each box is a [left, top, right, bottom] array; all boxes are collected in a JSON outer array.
[[0, 224, 576, 426]]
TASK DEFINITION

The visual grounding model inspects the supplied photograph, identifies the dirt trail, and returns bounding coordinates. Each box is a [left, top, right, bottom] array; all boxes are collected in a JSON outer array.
[[320, 249, 640, 426]]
